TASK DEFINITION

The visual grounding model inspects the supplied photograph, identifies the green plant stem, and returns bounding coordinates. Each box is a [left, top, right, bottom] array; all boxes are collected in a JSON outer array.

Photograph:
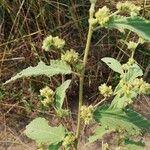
[[93, 97, 106, 109], [75, 2, 95, 140]]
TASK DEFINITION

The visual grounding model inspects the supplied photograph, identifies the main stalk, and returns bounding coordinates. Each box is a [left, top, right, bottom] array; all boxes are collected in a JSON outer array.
[[76, 2, 96, 140]]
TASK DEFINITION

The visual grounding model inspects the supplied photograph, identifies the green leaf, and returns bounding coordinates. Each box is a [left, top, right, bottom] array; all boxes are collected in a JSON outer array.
[[110, 93, 137, 109], [124, 139, 145, 150], [107, 15, 150, 41], [93, 106, 150, 137], [48, 142, 62, 150], [4, 60, 72, 84], [24, 117, 65, 145], [55, 80, 71, 109], [124, 64, 143, 81], [101, 57, 123, 74], [110, 95, 128, 110], [111, 63, 143, 109], [88, 126, 114, 143]]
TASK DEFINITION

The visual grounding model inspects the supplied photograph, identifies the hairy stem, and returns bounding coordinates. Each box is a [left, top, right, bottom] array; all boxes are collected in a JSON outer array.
[[76, 2, 95, 140]]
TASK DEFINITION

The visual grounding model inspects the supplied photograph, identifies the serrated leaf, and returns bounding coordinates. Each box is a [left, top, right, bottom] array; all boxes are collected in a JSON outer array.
[[24, 117, 65, 145], [4, 60, 72, 84], [88, 126, 114, 143], [48, 142, 62, 150], [55, 80, 71, 109], [101, 57, 123, 74], [93, 106, 150, 138], [107, 15, 150, 41]]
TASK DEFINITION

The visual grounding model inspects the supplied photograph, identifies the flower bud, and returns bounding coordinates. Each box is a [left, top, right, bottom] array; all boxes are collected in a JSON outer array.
[[132, 78, 150, 95], [127, 41, 138, 51], [41, 97, 51, 107], [95, 6, 110, 27], [62, 133, 76, 148], [127, 58, 135, 65], [98, 83, 113, 97], [119, 79, 125, 86], [139, 82, 150, 95], [40, 86, 54, 106], [42, 35, 53, 51], [117, 1, 131, 13], [122, 64, 129, 71], [116, 1, 140, 17], [122, 83, 132, 96], [53, 36, 65, 49], [80, 105, 94, 125], [122, 58, 136, 71], [37, 143, 45, 150], [61, 49, 79, 64], [132, 78, 143, 89], [130, 5, 141, 17], [42, 35, 65, 51]]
